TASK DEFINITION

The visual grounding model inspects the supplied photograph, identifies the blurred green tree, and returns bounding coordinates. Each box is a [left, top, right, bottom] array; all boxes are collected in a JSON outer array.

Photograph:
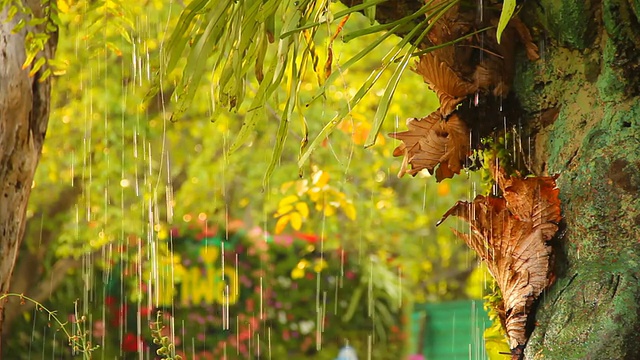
[[2, 0, 487, 357]]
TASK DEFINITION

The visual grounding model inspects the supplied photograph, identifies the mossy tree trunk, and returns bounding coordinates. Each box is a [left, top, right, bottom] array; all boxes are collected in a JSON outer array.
[[359, 0, 640, 357], [515, 0, 640, 358], [0, 2, 57, 349]]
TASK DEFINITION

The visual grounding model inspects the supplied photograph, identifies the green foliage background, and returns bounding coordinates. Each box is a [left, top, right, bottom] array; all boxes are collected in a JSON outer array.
[[2, 0, 501, 358]]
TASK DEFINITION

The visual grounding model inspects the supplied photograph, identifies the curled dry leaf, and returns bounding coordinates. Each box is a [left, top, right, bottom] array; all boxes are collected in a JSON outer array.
[[413, 52, 478, 116], [510, 17, 540, 61], [390, 112, 470, 181], [438, 176, 561, 357], [425, 1, 476, 77], [423, 0, 540, 99], [501, 175, 562, 224]]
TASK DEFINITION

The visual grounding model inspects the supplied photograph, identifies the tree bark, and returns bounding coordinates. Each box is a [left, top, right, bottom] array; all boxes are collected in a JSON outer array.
[[0, 183, 82, 337], [357, 0, 639, 357], [0, 1, 57, 348], [515, 0, 640, 358]]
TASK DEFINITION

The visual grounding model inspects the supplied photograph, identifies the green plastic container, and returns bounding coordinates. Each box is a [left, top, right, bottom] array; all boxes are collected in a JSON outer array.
[[411, 300, 490, 360]]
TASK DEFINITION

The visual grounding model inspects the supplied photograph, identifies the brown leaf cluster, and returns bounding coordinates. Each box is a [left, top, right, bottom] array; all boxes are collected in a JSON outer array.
[[439, 174, 561, 356], [390, 1, 539, 182], [390, 112, 470, 180]]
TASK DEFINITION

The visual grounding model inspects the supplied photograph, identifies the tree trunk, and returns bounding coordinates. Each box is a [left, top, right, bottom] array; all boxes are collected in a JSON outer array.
[[359, 0, 640, 357], [515, 0, 640, 358], [0, 1, 57, 348]]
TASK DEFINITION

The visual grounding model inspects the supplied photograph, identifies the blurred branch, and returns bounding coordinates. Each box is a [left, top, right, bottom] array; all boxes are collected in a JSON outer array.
[[1, 256, 81, 337], [2, 181, 82, 335], [341, 0, 426, 41]]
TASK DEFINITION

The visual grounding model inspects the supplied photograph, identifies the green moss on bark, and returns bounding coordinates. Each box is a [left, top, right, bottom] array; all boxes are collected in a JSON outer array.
[[512, 1, 640, 358], [601, 0, 640, 96], [525, 98, 640, 359], [535, 0, 595, 49]]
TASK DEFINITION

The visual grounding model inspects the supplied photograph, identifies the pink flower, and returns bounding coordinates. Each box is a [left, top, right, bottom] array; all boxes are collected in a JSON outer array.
[[92, 320, 105, 338]]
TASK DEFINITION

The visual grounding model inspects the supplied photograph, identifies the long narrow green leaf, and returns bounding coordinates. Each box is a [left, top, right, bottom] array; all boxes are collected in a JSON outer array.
[[145, 0, 212, 102], [364, 0, 459, 147], [307, 0, 455, 106], [170, 5, 229, 121], [364, 0, 376, 25], [297, 59, 390, 167], [342, 285, 364, 322], [342, 0, 442, 42], [254, 26, 269, 82], [263, 39, 302, 189], [228, 64, 275, 153], [165, 0, 212, 73], [410, 26, 493, 57], [230, 1, 300, 153], [305, 21, 403, 106], [496, 0, 516, 43], [299, 0, 459, 164], [363, 49, 411, 148], [279, 0, 388, 38]]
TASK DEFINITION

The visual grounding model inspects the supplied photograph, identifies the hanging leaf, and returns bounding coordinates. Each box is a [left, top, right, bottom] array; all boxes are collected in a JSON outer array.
[[363, 0, 376, 24], [510, 17, 540, 61], [295, 202, 309, 218], [390, 112, 470, 182], [412, 52, 477, 116], [311, 170, 330, 188], [499, 175, 562, 224], [496, 0, 516, 44], [289, 211, 303, 231], [341, 200, 356, 221], [438, 175, 561, 357], [274, 215, 290, 234]]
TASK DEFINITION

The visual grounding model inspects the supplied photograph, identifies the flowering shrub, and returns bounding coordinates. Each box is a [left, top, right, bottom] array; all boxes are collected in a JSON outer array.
[[103, 220, 403, 359]]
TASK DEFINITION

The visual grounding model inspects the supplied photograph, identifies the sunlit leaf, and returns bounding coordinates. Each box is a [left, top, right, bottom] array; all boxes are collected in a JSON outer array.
[[484, 323, 511, 360], [280, 181, 295, 193], [312, 170, 329, 188], [279, 195, 299, 207], [496, 0, 516, 43], [279, 0, 387, 38], [363, 0, 376, 25], [341, 200, 356, 221], [323, 205, 336, 217], [295, 202, 309, 218], [274, 214, 290, 234], [274, 204, 294, 217], [289, 211, 302, 230]]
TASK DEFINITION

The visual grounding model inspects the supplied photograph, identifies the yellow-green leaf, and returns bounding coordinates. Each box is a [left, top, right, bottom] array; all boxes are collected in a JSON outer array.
[[484, 325, 511, 360], [295, 202, 309, 218], [274, 204, 294, 217], [275, 215, 290, 234], [290, 211, 302, 231], [323, 205, 336, 217], [342, 201, 356, 221], [312, 170, 329, 188], [280, 181, 295, 193], [496, 0, 516, 44], [279, 195, 299, 207]]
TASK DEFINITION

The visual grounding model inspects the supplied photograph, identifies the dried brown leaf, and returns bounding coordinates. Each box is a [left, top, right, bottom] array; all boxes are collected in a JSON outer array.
[[439, 175, 562, 352], [510, 16, 540, 61], [413, 53, 478, 115], [390, 112, 470, 181], [501, 176, 562, 225]]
